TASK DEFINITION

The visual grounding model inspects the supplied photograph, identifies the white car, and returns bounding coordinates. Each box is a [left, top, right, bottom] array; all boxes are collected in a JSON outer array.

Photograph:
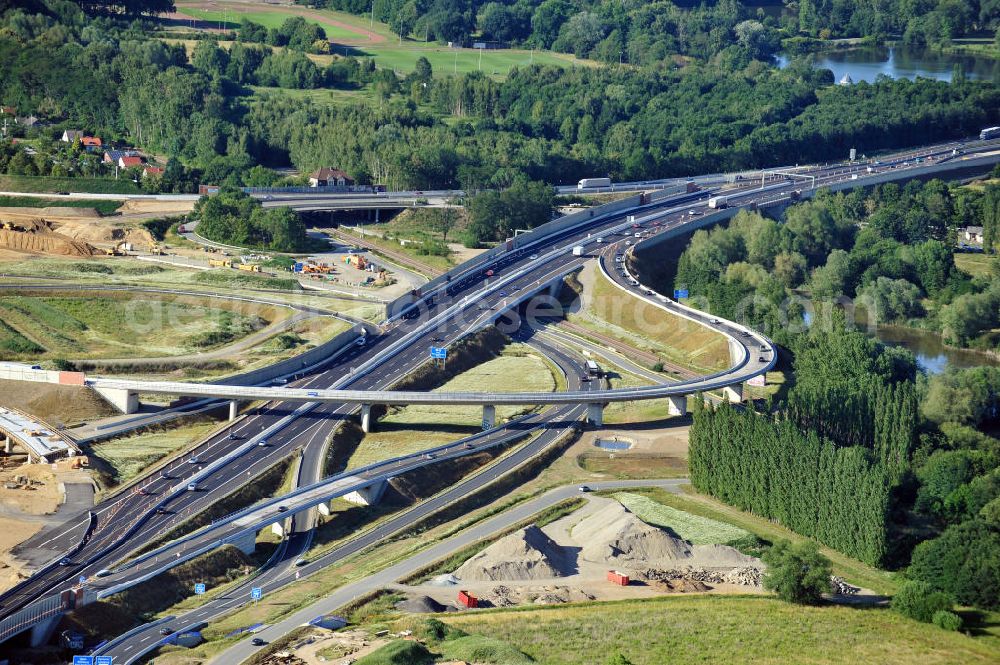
[[187, 482, 198, 491]]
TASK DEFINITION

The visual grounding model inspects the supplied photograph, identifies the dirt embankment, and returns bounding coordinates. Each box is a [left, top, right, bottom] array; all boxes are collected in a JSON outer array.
[[0, 379, 117, 426], [0, 213, 157, 257]]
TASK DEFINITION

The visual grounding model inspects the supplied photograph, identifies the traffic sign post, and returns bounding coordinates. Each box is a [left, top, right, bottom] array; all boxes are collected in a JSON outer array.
[[429, 346, 447, 368], [194, 583, 206, 595], [251, 587, 262, 604], [73, 657, 93, 665], [96, 657, 114, 665], [673, 288, 689, 299]]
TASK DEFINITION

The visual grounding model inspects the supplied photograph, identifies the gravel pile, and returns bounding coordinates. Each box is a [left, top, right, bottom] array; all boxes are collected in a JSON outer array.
[[454, 525, 571, 581], [395, 595, 448, 614]]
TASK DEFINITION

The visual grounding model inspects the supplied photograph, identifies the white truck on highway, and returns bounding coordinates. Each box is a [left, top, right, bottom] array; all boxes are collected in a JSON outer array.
[[573, 245, 585, 256], [578, 177, 611, 190], [708, 196, 728, 209], [981, 126, 1000, 140]]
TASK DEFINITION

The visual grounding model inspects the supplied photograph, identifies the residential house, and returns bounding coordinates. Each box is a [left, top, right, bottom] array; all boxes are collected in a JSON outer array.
[[103, 149, 140, 164], [0, 106, 15, 117], [118, 155, 143, 169], [964, 226, 984, 244], [309, 167, 354, 188], [142, 166, 164, 178], [61, 130, 84, 143], [80, 136, 102, 149]]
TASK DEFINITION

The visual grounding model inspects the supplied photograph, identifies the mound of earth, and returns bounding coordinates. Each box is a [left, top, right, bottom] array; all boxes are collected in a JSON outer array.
[[0, 219, 97, 257], [55, 219, 154, 246], [395, 595, 448, 614], [572, 502, 693, 563], [454, 525, 570, 582], [571, 502, 760, 570]]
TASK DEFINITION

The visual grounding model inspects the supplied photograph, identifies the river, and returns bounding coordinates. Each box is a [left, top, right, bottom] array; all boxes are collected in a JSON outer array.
[[776, 45, 999, 83], [874, 326, 999, 374]]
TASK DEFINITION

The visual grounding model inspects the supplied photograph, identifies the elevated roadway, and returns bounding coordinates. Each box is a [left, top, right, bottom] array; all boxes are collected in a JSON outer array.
[[1, 135, 998, 647]]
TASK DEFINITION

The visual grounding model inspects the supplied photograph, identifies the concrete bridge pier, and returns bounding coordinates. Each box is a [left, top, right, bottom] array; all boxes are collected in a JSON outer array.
[[667, 395, 688, 417], [724, 383, 743, 403], [360, 404, 373, 433], [29, 614, 62, 647], [271, 521, 287, 538], [230, 530, 257, 555], [3, 434, 11, 454], [317, 500, 333, 517], [587, 403, 604, 428], [343, 479, 388, 506], [94, 386, 139, 414], [482, 405, 496, 430], [228, 400, 239, 422]]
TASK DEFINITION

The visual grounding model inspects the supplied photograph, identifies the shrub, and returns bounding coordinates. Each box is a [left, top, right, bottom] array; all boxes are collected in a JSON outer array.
[[762, 539, 832, 605], [892, 580, 955, 623], [932, 610, 963, 631]]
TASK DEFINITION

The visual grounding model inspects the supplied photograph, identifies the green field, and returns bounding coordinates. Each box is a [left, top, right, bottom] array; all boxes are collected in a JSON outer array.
[[955, 252, 997, 278], [442, 595, 1000, 665], [349, 43, 588, 78], [176, 7, 366, 41], [613, 491, 751, 545], [0, 293, 275, 360], [0, 195, 121, 216], [0, 175, 140, 195], [346, 346, 556, 469]]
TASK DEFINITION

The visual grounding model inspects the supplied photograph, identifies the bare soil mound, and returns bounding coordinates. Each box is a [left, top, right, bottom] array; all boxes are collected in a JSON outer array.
[[454, 525, 570, 582], [572, 502, 693, 563], [0, 221, 98, 257], [55, 219, 155, 246]]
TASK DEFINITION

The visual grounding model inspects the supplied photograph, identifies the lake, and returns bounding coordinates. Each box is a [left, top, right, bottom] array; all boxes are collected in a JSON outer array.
[[777, 46, 999, 83]]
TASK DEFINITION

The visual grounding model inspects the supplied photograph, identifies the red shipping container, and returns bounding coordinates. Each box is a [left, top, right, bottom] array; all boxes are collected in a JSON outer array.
[[457, 590, 478, 608], [607, 570, 630, 586], [58, 371, 86, 386]]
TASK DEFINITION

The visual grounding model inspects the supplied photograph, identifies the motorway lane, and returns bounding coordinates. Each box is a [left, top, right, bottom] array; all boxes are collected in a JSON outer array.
[[5, 135, 998, 630], [98, 336, 592, 661]]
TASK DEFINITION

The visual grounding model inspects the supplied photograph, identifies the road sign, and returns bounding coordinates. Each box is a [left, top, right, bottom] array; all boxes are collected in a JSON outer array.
[[482, 420, 491, 431], [430, 346, 447, 359], [79, 575, 87, 585], [673, 289, 689, 299], [194, 583, 206, 595], [73, 657, 93, 665], [251, 587, 262, 601], [96, 657, 114, 665]]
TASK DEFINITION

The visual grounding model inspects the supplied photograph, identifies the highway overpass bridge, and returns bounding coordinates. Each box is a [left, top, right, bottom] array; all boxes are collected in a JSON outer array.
[[1, 135, 999, 650]]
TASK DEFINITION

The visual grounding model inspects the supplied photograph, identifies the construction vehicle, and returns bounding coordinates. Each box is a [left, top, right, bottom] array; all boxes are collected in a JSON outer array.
[[103, 247, 122, 256], [149, 243, 164, 255], [344, 254, 367, 270], [209, 258, 232, 268], [237, 263, 261, 272]]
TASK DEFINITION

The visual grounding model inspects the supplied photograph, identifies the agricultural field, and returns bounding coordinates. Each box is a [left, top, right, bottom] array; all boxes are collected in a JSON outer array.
[[954, 251, 997, 278], [612, 491, 751, 545], [174, 2, 376, 42], [348, 42, 589, 78], [0, 293, 277, 360], [442, 595, 1000, 665], [345, 346, 557, 469]]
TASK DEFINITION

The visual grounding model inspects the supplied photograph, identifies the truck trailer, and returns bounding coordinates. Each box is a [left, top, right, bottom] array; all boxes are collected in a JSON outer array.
[[980, 126, 1000, 141], [572, 245, 585, 256], [577, 177, 611, 189], [708, 196, 728, 209]]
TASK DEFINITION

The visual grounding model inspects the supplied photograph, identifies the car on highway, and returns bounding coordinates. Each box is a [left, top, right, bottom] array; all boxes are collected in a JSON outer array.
[[578, 485, 591, 492], [596, 237, 604, 242], [187, 455, 200, 464], [58, 558, 72, 566], [258, 439, 268, 447], [251, 637, 266, 646], [499, 291, 507, 297], [689, 210, 697, 216], [759, 356, 767, 362], [307, 391, 319, 397], [95, 569, 111, 577], [529, 254, 538, 259], [423, 453, 436, 460], [160, 627, 174, 635], [295, 558, 308, 566], [581, 375, 591, 382], [710, 318, 721, 324], [187, 482, 198, 491], [277, 506, 288, 513]]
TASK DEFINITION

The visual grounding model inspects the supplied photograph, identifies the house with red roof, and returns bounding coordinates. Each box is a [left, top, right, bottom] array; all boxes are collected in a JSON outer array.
[[118, 155, 143, 169]]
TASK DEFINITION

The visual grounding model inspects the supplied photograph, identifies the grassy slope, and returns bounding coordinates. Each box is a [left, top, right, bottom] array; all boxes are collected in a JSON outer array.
[[570, 263, 731, 374], [442, 595, 1000, 665], [176, 7, 364, 40], [0, 195, 121, 215], [0, 175, 140, 194], [954, 252, 997, 278], [613, 491, 750, 545], [86, 419, 218, 485], [346, 346, 556, 469]]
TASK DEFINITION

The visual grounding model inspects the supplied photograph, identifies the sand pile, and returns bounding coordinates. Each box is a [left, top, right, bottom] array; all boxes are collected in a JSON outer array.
[[453, 525, 570, 582], [55, 219, 154, 246], [572, 502, 693, 563]]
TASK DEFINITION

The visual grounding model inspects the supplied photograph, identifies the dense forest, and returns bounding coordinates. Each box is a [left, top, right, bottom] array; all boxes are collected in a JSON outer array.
[[308, 0, 1000, 58], [672, 179, 1000, 352], [1, 2, 999, 196], [690, 317, 1000, 612]]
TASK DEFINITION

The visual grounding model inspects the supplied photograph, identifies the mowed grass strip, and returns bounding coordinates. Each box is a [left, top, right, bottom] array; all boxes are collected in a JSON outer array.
[[356, 43, 589, 78], [0, 195, 121, 216], [346, 348, 556, 469], [613, 491, 750, 545], [88, 419, 218, 485], [442, 595, 1000, 665], [0, 175, 139, 194]]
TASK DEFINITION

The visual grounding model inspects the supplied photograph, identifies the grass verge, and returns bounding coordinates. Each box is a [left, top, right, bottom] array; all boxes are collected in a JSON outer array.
[[0, 195, 121, 215]]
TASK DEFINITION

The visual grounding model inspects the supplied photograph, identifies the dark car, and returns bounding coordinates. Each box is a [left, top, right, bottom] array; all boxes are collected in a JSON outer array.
[[251, 637, 266, 646], [159, 627, 174, 635], [277, 505, 288, 513]]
